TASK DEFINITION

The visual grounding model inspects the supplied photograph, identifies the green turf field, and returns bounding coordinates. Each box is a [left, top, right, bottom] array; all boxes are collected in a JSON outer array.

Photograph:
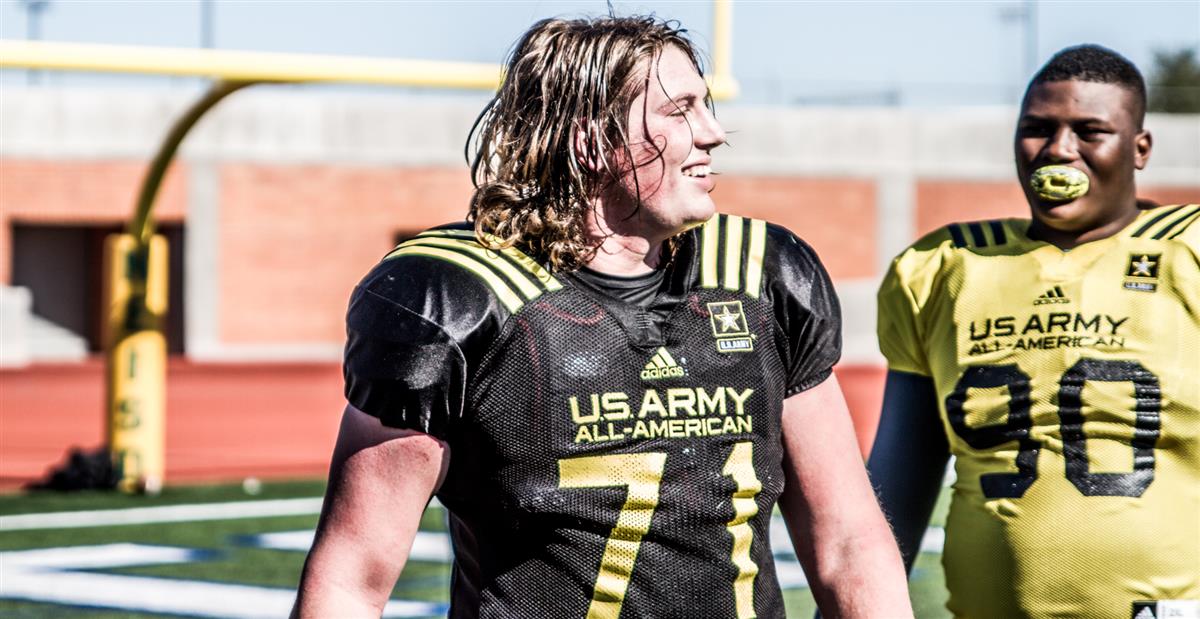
[[0, 479, 952, 618]]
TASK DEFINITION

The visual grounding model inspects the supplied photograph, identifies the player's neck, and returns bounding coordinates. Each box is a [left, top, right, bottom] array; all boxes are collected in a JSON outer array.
[[583, 199, 669, 275], [1027, 202, 1141, 250], [584, 234, 665, 275]]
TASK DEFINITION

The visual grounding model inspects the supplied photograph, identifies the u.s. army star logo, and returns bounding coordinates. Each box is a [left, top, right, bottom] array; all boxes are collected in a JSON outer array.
[[1126, 254, 1160, 278], [708, 301, 748, 336], [1123, 253, 1161, 293], [707, 301, 753, 353]]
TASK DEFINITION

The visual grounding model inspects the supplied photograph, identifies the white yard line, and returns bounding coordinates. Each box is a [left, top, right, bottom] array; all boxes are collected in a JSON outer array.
[[0, 543, 444, 618], [2, 498, 947, 555], [0, 497, 324, 531]]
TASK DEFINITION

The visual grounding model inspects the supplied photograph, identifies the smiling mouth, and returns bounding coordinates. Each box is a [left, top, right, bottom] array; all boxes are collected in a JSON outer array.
[[682, 165, 712, 178]]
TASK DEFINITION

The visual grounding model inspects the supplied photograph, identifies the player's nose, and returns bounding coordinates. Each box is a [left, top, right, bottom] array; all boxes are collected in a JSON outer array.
[[693, 106, 727, 151], [1044, 126, 1079, 162]]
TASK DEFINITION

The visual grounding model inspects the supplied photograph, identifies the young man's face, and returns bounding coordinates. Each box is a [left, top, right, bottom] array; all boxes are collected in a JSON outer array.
[[1014, 79, 1151, 241], [609, 44, 727, 237]]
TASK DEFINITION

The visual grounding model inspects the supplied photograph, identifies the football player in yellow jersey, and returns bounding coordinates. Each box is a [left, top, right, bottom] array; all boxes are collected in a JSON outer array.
[[870, 44, 1199, 619]]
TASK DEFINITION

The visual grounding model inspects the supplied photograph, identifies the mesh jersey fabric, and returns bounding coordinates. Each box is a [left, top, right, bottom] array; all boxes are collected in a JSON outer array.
[[877, 204, 1200, 619], [344, 214, 842, 619]]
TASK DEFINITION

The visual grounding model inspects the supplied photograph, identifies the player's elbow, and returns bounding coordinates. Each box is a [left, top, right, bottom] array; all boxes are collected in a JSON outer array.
[[803, 518, 912, 617], [809, 523, 892, 582], [294, 537, 398, 617]]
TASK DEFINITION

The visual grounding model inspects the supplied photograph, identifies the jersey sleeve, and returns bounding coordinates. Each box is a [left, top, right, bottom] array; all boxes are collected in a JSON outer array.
[[876, 229, 952, 377], [343, 250, 503, 439], [877, 263, 929, 376], [765, 225, 843, 396]]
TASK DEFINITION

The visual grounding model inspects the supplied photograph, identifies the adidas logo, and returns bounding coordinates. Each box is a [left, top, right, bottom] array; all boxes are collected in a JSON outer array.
[[640, 347, 686, 380], [1033, 285, 1071, 305]]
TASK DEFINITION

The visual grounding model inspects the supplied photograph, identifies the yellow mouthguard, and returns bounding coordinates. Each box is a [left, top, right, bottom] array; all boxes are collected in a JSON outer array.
[[1030, 165, 1089, 201]]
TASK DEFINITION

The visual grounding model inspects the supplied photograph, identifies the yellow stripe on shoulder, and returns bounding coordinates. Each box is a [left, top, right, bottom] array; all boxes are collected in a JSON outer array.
[[384, 245, 525, 312], [700, 214, 768, 299], [744, 219, 767, 299], [723, 215, 745, 292], [416, 229, 563, 291], [700, 215, 722, 289], [399, 237, 544, 300]]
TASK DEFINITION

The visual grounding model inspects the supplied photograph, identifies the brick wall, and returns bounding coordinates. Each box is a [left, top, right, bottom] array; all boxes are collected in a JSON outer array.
[[218, 165, 472, 343], [710, 176, 876, 279], [0, 159, 188, 282], [1, 90, 1195, 361]]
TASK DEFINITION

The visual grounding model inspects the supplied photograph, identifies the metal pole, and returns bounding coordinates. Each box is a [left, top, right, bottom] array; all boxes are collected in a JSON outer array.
[[129, 80, 254, 244], [710, 0, 738, 99], [200, 0, 214, 49], [20, 0, 48, 85], [106, 79, 255, 492], [1025, 0, 1038, 78]]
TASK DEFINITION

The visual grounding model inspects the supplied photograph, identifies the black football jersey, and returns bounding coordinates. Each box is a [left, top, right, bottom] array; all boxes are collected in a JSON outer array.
[[344, 214, 842, 619]]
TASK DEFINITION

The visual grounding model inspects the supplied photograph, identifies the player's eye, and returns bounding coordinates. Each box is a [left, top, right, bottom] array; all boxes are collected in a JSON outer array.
[[1075, 127, 1110, 141], [1017, 124, 1051, 138]]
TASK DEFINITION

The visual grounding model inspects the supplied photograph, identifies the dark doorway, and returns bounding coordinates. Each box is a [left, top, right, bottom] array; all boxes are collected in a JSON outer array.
[[11, 223, 186, 354]]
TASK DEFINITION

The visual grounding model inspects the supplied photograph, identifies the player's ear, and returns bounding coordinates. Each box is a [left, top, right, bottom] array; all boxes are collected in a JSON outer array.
[[573, 121, 604, 173], [1133, 129, 1152, 170]]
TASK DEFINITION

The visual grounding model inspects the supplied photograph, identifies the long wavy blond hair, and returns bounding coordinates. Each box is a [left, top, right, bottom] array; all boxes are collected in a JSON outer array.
[[467, 16, 706, 271]]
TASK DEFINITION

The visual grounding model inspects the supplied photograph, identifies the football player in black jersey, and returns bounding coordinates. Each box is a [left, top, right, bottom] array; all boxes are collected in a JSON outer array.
[[294, 15, 911, 619]]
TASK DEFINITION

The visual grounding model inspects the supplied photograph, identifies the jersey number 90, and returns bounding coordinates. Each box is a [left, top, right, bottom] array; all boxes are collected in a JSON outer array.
[[945, 358, 1161, 499]]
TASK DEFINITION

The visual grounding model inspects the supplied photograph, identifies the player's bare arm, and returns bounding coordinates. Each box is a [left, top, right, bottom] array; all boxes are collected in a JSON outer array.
[[867, 370, 949, 572], [292, 405, 449, 618], [779, 374, 913, 618]]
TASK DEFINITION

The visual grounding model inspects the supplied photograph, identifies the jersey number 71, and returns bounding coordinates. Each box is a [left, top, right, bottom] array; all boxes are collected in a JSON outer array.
[[558, 442, 762, 619]]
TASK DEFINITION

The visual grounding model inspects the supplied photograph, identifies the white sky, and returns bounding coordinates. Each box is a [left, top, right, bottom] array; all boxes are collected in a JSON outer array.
[[1, 0, 1198, 106]]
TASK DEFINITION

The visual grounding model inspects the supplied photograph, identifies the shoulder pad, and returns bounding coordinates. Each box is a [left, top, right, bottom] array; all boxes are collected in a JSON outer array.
[[942, 219, 1017, 250], [1128, 204, 1200, 241], [383, 229, 562, 313], [694, 213, 770, 299]]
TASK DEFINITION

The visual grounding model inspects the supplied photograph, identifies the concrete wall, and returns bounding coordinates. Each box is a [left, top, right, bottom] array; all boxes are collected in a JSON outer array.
[[2, 87, 1197, 364]]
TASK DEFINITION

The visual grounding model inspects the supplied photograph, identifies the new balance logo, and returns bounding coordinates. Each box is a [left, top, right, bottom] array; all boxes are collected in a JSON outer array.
[[1033, 285, 1070, 305], [640, 347, 686, 380]]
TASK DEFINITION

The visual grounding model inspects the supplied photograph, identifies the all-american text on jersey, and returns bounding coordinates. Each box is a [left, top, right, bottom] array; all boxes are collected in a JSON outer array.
[[569, 386, 756, 444]]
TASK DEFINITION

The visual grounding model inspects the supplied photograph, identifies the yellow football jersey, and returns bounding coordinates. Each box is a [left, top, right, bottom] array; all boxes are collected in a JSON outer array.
[[878, 204, 1200, 619]]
